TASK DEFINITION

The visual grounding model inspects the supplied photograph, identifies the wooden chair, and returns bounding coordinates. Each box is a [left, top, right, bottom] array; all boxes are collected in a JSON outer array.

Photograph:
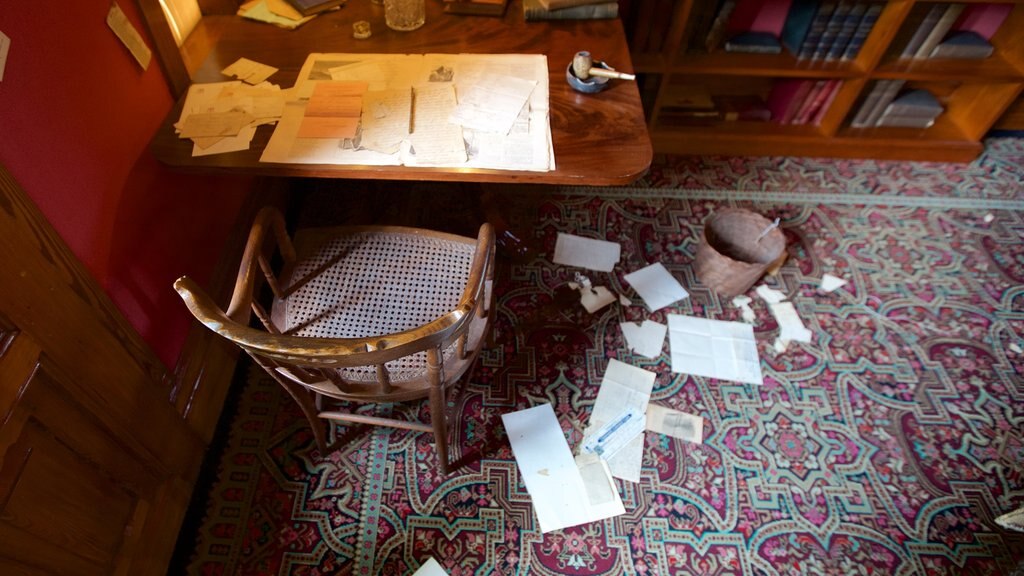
[[174, 207, 495, 474]]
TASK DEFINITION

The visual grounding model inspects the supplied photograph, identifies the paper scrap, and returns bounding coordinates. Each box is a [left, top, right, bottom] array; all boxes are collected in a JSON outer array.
[[502, 404, 624, 533], [265, 0, 306, 20], [237, 0, 316, 29], [579, 285, 616, 313], [619, 294, 632, 306], [984, 213, 995, 223], [668, 314, 764, 385], [0, 31, 10, 82], [1008, 342, 1022, 354], [620, 320, 667, 358], [646, 404, 704, 444], [106, 1, 152, 71], [819, 273, 848, 293], [412, 557, 449, 576], [553, 233, 621, 272], [732, 295, 756, 323], [624, 262, 689, 311], [755, 285, 787, 304], [222, 57, 278, 85], [582, 359, 656, 482], [576, 453, 619, 507], [769, 301, 812, 344]]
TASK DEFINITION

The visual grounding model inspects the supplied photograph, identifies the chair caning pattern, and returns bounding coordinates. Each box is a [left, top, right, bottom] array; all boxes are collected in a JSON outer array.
[[280, 231, 476, 382]]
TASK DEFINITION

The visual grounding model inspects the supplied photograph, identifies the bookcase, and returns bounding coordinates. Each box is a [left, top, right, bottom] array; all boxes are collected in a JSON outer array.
[[622, 0, 1024, 161]]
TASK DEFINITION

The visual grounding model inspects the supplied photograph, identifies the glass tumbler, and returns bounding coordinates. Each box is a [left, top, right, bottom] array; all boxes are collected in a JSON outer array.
[[384, 0, 425, 31]]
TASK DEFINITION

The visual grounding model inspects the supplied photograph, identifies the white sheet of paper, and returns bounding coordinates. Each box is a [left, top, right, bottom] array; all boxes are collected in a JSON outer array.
[[620, 320, 667, 358], [412, 558, 449, 576], [646, 404, 704, 444], [819, 273, 848, 293], [624, 263, 689, 311], [769, 301, 813, 343], [582, 359, 656, 482], [502, 404, 624, 533], [407, 84, 467, 165], [553, 233, 621, 272], [449, 73, 536, 135], [668, 314, 764, 385]]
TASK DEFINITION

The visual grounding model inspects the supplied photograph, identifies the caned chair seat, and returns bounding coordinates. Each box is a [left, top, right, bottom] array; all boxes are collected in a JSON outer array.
[[175, 207, 495, 474]]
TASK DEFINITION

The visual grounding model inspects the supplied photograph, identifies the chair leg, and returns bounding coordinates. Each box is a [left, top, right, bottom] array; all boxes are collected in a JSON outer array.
[[276, 376, 330, 455], [429, 383, 451, 475]]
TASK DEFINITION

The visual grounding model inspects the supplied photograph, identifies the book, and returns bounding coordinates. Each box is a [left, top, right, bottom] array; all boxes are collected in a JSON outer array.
[[850, 79, 903, 127], [539, 0, 613, 9], [826, 2, 866, 61], [798, 2, 836, 59], [931, 31, 994, 59], [706, 1, 738, 52], [812, 1, 852, 60], [767, 79, 815, 123], [792, 80, 828, 124], [876, 114, 936, 128], [862, 79, 905, 126], [713, 95, 772, 121], [523, 0, 617, 19], [780, 0, 819, 56], [284, 0, 345, 16], [951, 3, 1012, 40], [883, 89, 942, 117], [914, 4, 965, 59], [726, 0, 793, 37], [900, 4, 944, 58], [810, 80, 842, 125], [842, 3, 882, 60], [725, 31, 783, 54]]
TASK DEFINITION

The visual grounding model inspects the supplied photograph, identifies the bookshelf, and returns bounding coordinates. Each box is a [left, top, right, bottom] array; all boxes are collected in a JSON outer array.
[[623, 0, 1024, 161]]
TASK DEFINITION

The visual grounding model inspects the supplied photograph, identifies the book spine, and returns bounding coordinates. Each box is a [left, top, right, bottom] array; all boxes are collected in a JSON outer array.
[[900, 5, 944, 58], [863, 79, 905, 126], [850, 80, 890, 128], [798, 3, 836, 59], [914, 4, 964, 59], [951, 4, 1012, 41], [842, 3, 881, 61], [811, 80, 842, 125], [705, 0, 738, 52], [792, 80, 828, 125], [524, 0, 618, 20], [826, 3, 865, 61], [812, 2, 851, 60]]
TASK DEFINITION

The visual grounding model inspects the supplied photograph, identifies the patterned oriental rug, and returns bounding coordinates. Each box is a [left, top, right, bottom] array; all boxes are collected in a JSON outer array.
[[180, 141, 1024, 576]]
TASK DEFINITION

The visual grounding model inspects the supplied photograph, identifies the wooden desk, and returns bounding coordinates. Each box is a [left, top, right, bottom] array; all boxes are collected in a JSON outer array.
[[151, 0, 651, 186]]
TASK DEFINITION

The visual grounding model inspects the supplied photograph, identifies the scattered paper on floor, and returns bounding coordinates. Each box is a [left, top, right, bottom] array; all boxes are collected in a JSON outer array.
[[502, 404, 624, 533], [646, 404, 704, 444], [581, 359, 656, 482], [412, 557, 449, 576], [770, 301, 812, 344], [553, 233, 621, 272], [668, 314, 764, 385], [579, 285, 616, 313], [732, 295, 756, 323], [620, 320, 666, 358], [755, 284, 787, 304], [624, 262, 689, 311], [819, 273, 848, 293]]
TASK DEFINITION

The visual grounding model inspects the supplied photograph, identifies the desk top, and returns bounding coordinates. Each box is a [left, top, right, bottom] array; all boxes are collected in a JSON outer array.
[[150, 0, 652, 185]]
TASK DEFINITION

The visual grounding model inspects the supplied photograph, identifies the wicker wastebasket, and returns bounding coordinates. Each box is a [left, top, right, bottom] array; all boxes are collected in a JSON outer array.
[[694, 208, 786, 298]]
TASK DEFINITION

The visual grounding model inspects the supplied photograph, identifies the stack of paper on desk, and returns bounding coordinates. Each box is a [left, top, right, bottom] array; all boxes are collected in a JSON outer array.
[[260, 53, 554, 172], [175, 80, 289, 157]]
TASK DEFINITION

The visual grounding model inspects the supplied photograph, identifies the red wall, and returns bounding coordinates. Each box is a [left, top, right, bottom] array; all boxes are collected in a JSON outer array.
[[0, 1, 252, 369]]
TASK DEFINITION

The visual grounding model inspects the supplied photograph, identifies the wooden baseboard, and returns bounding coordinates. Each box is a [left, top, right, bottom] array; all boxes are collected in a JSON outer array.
[[171, 177, 290, 443]]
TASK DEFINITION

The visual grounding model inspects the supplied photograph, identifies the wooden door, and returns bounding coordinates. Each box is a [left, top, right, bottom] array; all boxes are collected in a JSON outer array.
[[0, 164, 205, 575]]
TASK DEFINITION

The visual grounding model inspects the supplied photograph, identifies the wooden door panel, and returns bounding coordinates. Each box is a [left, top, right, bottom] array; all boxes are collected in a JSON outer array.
[[0, 164, 205, 575]]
